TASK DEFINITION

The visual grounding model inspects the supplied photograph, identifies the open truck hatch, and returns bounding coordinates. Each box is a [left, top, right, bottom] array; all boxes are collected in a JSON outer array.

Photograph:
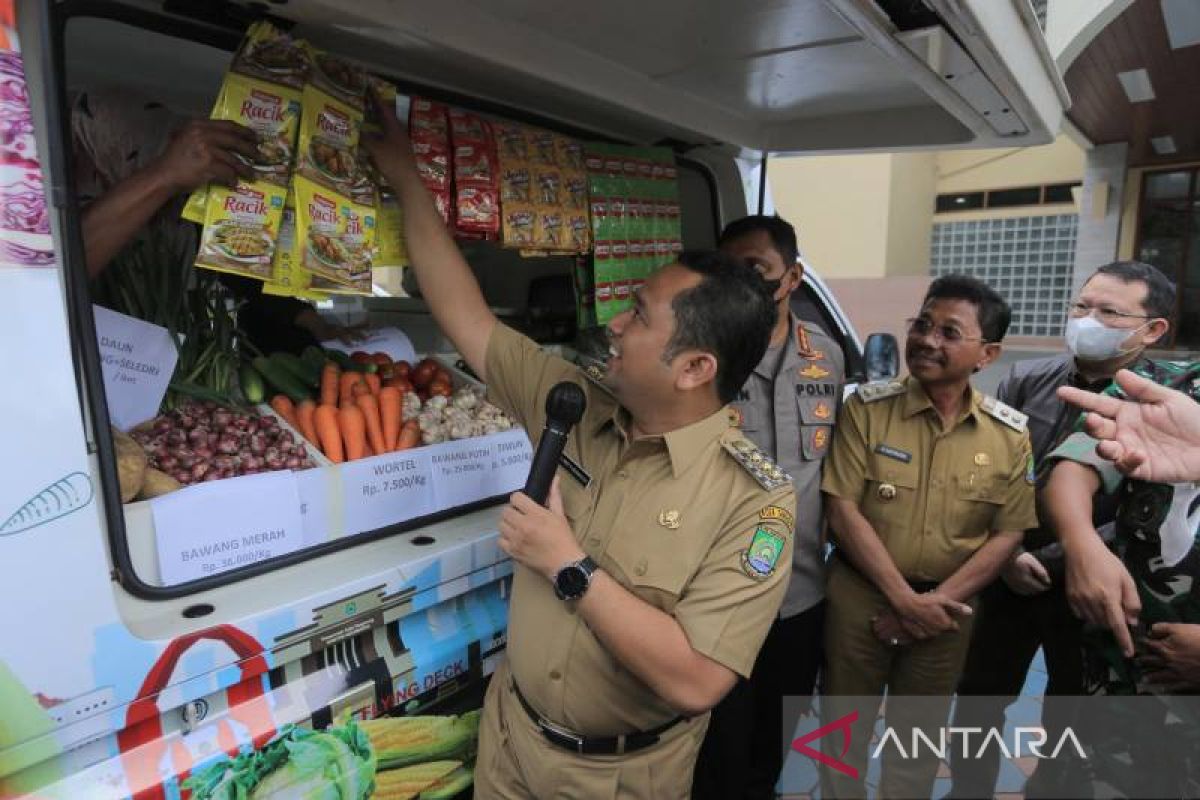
[[258, 0, 1069, 154]]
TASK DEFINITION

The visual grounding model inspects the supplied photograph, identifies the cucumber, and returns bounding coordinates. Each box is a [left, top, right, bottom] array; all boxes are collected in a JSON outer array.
[[252, 356, 311, 403], [269, 352, 321, 388], [300, 345, 330, 373], [239, 363, 267, 404]]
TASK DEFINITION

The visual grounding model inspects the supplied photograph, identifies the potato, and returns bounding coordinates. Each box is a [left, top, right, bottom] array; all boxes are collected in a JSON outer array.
[[137, 467, 182, 500], [113, 427, 147, 503]]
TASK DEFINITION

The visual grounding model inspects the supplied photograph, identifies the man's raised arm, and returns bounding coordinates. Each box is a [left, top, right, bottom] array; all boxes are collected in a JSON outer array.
[[363, 96, 495, 381]]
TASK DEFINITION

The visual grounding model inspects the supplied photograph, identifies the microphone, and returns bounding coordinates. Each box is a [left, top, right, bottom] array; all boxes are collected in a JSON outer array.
[[523, 382, 587, 506]]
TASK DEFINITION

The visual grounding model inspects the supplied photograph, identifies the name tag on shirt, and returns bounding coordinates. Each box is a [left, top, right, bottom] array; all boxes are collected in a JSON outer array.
[[559, 452, 592, 488], [875, 444, 912, 463]]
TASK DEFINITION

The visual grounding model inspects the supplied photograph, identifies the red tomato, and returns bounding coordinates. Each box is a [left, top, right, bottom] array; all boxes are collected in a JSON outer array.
[[394, 360, 412, 379], [350, 351, 372, 364], [412, 360, 438, 389], [428, 379, 452, 398], [434, 368, 452, 386], [370, 352, 393, 366]]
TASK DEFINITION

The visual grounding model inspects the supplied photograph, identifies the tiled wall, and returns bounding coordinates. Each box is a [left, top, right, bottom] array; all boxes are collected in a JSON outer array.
[[930, 213, 1079, 337]]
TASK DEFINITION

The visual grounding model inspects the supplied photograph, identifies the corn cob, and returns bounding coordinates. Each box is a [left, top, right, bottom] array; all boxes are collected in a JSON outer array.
[[372, 760, 462, 799], [419, 764, 474, 799], [361, 711, 481, 770]]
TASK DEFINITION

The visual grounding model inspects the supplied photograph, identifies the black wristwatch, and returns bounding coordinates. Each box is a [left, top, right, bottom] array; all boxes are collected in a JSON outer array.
[[553, 555, 598, 601]]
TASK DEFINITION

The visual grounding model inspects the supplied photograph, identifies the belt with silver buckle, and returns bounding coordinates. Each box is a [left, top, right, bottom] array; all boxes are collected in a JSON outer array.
[[510, 679, 683, 755]]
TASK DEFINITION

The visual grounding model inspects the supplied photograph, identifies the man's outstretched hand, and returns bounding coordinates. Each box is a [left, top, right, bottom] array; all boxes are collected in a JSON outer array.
[[1057, 369, 1200, 483]]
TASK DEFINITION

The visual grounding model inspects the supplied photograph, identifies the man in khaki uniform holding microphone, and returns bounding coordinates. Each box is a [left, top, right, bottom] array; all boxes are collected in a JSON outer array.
[[820, 275, 1037, 799], [366, 100, 796, 798]]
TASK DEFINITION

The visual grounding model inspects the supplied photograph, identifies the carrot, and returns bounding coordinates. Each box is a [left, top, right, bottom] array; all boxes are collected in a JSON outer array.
[[339, 371, 363, 406], [270, 395, 299, 428], [338, 404, 368, 461], [356, 393, 387, 456], [320, 363, 340, 407], [295, 399, 319, 446], [314, 404, 344, 463], [379, 386, 402, 451], [396, 419, 421, 450], [364, 372, 382, 397]]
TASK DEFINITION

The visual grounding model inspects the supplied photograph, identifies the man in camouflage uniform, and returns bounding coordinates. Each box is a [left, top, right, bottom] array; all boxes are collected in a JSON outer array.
[[1043, 358, 1200, 798]]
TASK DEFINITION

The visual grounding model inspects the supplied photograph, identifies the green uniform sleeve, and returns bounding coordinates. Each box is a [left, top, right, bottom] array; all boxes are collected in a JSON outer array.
[[1045, 431, 1124, 495]]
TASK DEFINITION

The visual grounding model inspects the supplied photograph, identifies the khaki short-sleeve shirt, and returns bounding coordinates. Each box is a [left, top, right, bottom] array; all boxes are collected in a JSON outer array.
[[821, 376, 1037, 582], [485, 323, 795, 735]]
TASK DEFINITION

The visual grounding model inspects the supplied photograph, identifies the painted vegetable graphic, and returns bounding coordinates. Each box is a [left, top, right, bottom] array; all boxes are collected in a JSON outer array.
[[1, 471, 93, 535]]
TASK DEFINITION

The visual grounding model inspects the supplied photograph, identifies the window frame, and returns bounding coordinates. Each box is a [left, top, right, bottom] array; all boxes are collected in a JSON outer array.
[[1132, 165, 1199, 349], [50, 2, 686, 600]]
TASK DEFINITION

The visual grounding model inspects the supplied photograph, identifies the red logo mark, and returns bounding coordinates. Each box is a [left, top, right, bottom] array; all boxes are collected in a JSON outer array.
[[792, 710, 859, 779]]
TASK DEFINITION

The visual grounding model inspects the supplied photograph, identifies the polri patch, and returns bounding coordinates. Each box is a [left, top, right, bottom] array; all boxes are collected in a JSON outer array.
[[759, 505, 795, 531], [875, 443, 912, 463], [743, 526, 786, 579]]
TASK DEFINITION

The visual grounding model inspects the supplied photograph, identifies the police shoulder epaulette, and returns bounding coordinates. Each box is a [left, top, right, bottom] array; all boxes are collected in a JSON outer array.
[[980, 395, 1027, 433], [855, 380, 905, 404], [721, 434, 792, 491]]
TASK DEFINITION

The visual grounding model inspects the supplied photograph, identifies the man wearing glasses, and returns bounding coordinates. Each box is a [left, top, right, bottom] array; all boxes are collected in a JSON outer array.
[[819, 275, 1037, 799], [950, 260, 1174, 798]]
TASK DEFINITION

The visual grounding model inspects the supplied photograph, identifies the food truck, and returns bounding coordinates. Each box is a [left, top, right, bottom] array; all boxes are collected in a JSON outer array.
[[0, 0, 1065, 796]]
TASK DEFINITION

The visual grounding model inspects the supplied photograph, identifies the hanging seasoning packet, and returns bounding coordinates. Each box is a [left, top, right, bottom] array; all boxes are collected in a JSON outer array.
[[182, 73, 301, 223], [293, 175, 376, 296], [295, 83, 363, 202], [306, 45, 368, 111], [231, 21, 310, 90], [194, 180, 287, 281]]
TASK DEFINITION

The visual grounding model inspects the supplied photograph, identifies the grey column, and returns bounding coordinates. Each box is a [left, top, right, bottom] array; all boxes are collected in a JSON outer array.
[[1071, 142, 1129, 296]]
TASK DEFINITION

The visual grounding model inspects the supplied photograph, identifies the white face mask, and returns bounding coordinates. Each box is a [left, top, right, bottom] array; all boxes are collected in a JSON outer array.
[[1064, 315, 1148, 361]]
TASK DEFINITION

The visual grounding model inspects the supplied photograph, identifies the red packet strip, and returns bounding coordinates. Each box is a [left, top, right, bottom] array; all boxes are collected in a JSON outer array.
[[449, 108, 499, 236], [408, 98, 451, 225]]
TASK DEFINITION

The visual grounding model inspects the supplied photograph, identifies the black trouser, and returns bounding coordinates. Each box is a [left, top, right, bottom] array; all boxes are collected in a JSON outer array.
[[949, 580, 1083, 799], [691, 601, 825, 800]]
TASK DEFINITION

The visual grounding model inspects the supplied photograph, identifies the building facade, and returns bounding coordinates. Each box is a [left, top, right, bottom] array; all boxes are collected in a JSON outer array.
[[772, 0, 1199, 353]]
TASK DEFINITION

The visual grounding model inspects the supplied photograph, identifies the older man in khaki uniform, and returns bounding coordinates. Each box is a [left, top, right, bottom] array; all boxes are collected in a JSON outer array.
[[365, 105, 796, 799], [819, 275, 1037, 799]]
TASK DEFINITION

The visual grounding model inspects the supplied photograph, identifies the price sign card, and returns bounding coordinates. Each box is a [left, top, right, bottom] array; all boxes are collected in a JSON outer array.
[[421, 430, 535, 510], [342, 448, 435, 535], [152, 470, 303, 584], [93, 305, 178, 430], [484, 428, 533, 496], [429, 438, 498, 509]]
